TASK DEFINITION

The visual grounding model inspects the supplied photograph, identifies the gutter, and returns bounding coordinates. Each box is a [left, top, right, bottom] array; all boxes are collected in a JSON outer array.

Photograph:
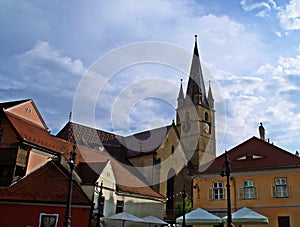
[[115, 190, 165, 202]]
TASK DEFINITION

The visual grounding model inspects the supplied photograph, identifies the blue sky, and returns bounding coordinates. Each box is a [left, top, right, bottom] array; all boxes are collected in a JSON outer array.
[[1, 0, 300, 155]]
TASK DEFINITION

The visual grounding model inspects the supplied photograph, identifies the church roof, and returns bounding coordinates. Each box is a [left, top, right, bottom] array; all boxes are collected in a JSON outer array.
[[186, 35, 209, 108], [57, 121, 122, 147], [198, 137, 300, 174], [124, 124, 172, 157], [0, 160, 92, 205]]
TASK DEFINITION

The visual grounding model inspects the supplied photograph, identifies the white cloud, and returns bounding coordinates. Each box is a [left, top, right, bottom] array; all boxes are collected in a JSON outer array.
[[15, 41, 85, 76], [258, 51, 300, 77], [277, 0, 300, 30], [240, 0, 277, 17]]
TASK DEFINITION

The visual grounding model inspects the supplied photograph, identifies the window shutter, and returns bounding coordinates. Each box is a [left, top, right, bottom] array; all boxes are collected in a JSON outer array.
[[208, 189, 212, 200], [255, 187, 258, 199], [238, 188, 243, 199], [271, 185, 276, 197]]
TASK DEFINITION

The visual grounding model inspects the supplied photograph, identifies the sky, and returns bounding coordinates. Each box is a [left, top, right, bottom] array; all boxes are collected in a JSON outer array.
[[1, 0, 300, 155]]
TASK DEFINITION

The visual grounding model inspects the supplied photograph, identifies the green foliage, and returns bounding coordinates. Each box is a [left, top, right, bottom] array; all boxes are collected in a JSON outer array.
[[175, 197, 192, 218]]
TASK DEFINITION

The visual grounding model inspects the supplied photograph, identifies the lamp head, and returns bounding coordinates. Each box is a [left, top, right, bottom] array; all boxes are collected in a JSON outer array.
[[220, 170, 225, 177]]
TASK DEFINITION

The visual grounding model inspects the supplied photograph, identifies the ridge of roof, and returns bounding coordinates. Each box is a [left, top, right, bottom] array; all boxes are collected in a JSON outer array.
[[126, 124, 172, 138], [0, 160, 92, 205], [198, 136, 300, 174], [0, 99, 31, 109], [4, 111, 69, 155], [125, 124, 173, 157], [56, 121, 122, 146]]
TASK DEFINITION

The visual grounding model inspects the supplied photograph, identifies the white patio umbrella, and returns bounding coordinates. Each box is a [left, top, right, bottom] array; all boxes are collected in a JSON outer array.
[[106, 212, 145, 227], [176, 208, 223, 225], [223, 207, 268, 225], [142, 216, 168, 226]]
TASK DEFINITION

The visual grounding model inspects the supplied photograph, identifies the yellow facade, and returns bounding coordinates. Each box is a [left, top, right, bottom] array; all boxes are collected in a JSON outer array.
[[193, 167, 300, 226]]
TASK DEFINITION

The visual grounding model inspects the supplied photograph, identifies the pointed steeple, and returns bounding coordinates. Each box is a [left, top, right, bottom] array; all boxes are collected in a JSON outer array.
[[177, 79, 184, 108], [207, 80, 214, 109], [186, 35, 209, 108]]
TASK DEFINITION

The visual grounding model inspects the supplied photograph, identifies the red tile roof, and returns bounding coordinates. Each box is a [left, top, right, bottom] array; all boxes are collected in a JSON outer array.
[[0, 99, 31, 109], [111, 160, 164, 198], [4, 111, 163, 198], [57, 121, 122, 146], [0, 161, 92, 205], [76, 160, 164, 199], [198, 136, 300, 174], [5, 111, 70, 155]]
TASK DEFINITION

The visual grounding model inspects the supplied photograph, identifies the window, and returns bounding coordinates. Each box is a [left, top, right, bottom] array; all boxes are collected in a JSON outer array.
[[205, 112, 209, 121], [240, 179, 257, 199], [116, 200, 124, 214], [278, 216, 290, 227], [39, 213, 59, 227], [0, 127, 5, 143], [166, 175, 174, 214], [211, 182, 224, 200], [273, 177, 289, 198], [185, 111, 190, 121]]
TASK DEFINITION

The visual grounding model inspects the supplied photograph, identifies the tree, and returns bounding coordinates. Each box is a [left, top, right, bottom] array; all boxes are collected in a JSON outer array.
[[175, 197, 192, 218]]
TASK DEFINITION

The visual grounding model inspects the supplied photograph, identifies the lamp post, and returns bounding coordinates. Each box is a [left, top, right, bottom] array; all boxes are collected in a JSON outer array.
[[220, 151, 232, 227], [95, 181, 103, 227], [182, 185, 186, 227], [64, 145, 77, 227]]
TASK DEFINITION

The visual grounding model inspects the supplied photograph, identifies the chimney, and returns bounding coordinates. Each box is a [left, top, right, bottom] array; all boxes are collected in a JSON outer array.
[[259, 122, 265, 140]]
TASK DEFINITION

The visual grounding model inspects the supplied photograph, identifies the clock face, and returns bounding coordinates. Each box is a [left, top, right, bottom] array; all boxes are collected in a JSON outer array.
[[203, 122, 210, 133]]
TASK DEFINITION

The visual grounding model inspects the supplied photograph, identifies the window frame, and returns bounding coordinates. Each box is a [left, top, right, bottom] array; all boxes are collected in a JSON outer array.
[[242, 179, 256, 199], [212, 182, 224, 200], [116, 200, 124, 214], [273, 177, 289, 198]]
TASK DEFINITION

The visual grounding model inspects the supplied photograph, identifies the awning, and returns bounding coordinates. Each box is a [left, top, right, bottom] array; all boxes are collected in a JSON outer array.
[[142, 216, 168, 226], [106, 212, 144, 227], [176, 208, 223, 225], [223, 207, 268, 224]]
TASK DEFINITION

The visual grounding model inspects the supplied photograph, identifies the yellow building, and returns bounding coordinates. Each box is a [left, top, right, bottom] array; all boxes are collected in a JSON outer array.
[[193, 135, 300, 227]]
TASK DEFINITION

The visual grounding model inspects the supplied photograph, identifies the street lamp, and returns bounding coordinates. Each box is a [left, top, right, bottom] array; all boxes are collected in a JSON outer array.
[[220, 150, 232, 227], [95, 181, 103, 227], [182, 185, 186, 227], [64, 145, 77, 227]]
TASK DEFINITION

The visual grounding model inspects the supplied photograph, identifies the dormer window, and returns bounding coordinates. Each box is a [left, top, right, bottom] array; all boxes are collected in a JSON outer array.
[[236, 154, 264, 160], [246, 155, 253, 160]]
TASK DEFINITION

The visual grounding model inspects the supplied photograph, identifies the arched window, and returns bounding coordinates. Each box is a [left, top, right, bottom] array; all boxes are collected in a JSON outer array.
[[205, 112, 209, 121], [185, 111, 190, 121], [166, 169, 175, 215]]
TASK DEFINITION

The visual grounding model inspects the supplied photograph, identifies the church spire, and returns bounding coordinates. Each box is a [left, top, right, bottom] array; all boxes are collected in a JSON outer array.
[[207, 80, 214, 109], [186, 35, 209, 108], [193, 34, 199, 57], [177, 79, 184, 108]]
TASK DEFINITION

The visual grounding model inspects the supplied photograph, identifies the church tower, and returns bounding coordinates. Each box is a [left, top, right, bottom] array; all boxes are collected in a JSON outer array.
[[176, 35, 216, 168]]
